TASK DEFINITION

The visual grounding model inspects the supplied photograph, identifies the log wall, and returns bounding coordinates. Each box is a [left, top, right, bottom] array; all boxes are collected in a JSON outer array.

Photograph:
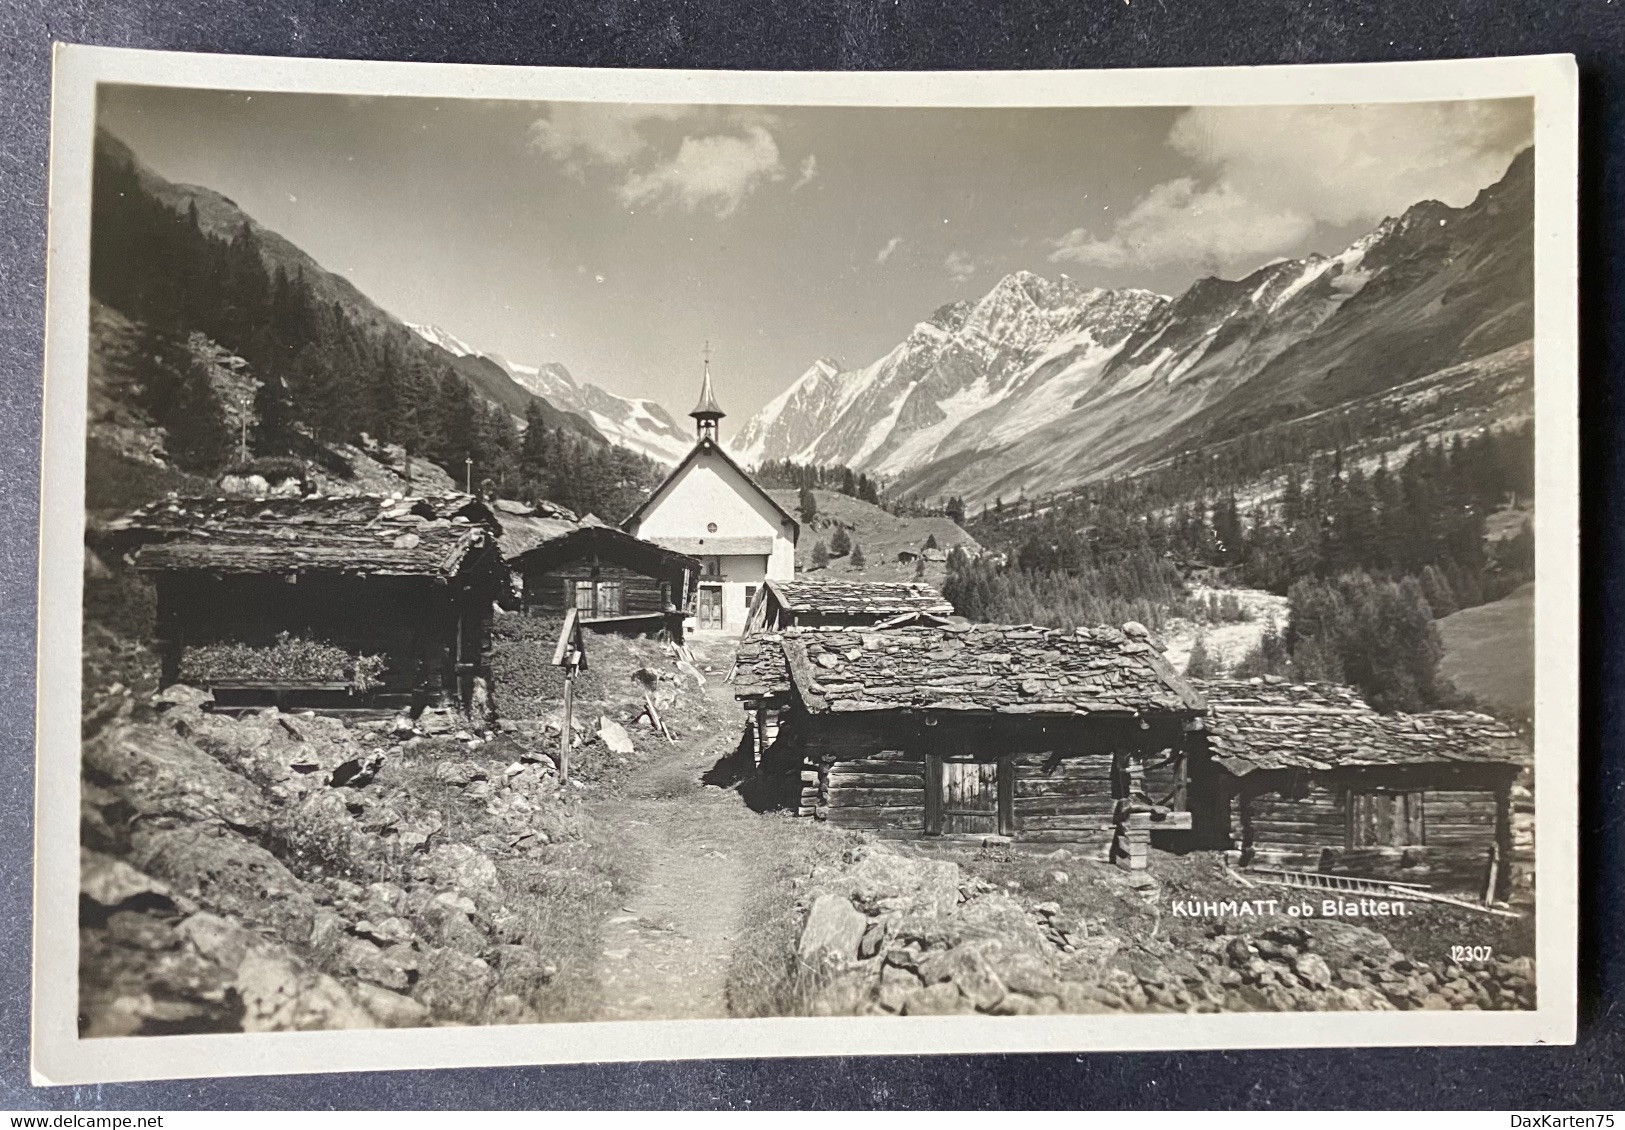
[[803, 716, 927, 834], [1009, 751, 1117, 857], [1231, 765, 1516, 892], [521, 558, 671, 618], [794, 714, 1180, 852]]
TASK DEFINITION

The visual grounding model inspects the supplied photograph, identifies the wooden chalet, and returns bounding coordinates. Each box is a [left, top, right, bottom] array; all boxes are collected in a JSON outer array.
[[743, 578, 955, 634], [1195, 679, 1526, 893], [735, 621, 1206, 866], [124, 493, 508, 711], [507, 522, 699, 641]]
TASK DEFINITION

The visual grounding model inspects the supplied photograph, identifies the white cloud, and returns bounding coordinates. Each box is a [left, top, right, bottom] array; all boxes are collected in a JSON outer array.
[[944, 250, 977, 283], [530, 104, 792, 217], [792, 154, 818, 191], [876, 235, 904, 264], [1050, 101, 1531, 273], [527, 103, 690, 174], [617, 126, 785, 218]]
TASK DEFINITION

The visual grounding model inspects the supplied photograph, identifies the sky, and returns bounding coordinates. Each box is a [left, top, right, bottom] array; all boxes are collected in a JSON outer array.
[[97, 87, 1532, 424]]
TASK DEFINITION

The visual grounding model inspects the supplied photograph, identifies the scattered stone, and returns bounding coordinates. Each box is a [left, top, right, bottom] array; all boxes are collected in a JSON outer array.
[[798, 894, 868, 965], [598, 717, 636, 755]]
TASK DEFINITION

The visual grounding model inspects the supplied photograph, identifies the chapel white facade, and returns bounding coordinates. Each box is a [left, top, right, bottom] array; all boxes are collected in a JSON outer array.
[[623, 359, 799, 635]]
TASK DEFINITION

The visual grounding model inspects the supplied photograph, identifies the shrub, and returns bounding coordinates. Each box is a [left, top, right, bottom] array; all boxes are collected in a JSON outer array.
[[178, 633, 385, 690], [1184, 635, 1215, 679], [830, 526, 851, 556]]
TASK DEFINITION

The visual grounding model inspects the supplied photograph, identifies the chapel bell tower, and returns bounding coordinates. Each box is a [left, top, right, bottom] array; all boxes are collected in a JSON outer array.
[[690, 342, 725, 443]]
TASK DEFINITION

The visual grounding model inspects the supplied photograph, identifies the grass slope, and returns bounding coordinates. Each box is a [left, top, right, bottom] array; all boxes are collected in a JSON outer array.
[[769, 488, 981, 586], [1438, 582, 1534, 719]]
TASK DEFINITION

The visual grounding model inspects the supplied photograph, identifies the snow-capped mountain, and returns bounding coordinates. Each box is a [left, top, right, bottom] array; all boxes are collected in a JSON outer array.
[[734, 272, 1166, 476], [741, 147, 1534, 507], [404, 322, 479, 359], [405, 325, 693, 466]]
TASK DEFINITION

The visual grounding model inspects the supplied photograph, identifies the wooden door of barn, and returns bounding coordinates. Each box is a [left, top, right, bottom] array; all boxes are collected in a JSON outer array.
[[696, 585, 723, 631], [928, 756, 1011, 836], [1347, 790, 1425, 847]]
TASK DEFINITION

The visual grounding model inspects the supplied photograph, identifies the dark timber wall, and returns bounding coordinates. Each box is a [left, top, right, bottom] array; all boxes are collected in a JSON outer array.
[[153, 570, 490, 706], [1225, 763, 1516, 892], [521, 558, 671, 619], [790, 712, 1194, 855]]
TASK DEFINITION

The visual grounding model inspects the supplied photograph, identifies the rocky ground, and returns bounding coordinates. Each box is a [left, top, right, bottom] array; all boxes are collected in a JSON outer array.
[[75, 631, 726, 1036], [788, 843, 1536, 1017]]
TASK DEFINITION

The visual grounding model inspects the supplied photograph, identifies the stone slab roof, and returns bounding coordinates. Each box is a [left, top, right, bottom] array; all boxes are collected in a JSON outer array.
[[733, 632, 792, 702], [766, 578, 954, 617], [128, 493, 497, 579], [738, 621, 1203, 717], [1201, 678, 1526, 774]]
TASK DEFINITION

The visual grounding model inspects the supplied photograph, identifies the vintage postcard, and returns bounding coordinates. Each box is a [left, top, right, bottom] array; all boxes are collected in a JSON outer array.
[[34, 45, 1578, 1083]]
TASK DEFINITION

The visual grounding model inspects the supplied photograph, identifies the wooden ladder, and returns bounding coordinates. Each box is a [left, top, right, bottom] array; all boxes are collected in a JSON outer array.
[[1247, 866, 1523, 919]]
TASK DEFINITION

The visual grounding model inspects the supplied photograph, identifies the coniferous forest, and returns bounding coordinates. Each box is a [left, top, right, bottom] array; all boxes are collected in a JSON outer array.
[[951, 424, 1534, 713], [89, 143, 663, 520]]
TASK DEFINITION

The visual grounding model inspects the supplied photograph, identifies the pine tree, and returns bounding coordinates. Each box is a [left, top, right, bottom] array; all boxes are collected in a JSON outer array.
[[830, 525, 852, 556], [1184, 635, 1215, 680], [850, 543, 866, 569], [811, 540, 830, 569], [798, 484, 818, 524]]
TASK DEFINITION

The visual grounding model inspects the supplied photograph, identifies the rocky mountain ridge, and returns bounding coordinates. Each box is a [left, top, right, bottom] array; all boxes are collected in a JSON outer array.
[[406, 324, 694, 466], [740, 148, 1534, 506]]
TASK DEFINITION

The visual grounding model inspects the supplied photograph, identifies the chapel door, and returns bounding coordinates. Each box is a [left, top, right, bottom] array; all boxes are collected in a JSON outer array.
[[1347, 790, 1425, 847], [937, 757, 1001, 835], [696, 585, 724, 631]]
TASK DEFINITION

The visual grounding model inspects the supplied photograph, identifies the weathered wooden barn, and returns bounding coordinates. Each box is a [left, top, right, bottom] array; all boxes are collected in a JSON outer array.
[[125, 493, 508, 711], [1195, 679, 1526, 893], [735, 621, 1207, 864], [743, 578, 955, 634], [507, 522, 699, 641]]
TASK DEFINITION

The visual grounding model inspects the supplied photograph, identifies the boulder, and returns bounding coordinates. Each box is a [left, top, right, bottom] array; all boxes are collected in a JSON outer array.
[[1293, 952, 1334, 991], [798, 894, 868, 965], [900, 981, 965, 1015], [598, 717, 636, 756], [127, 823, 318, 948], [81, 851, 183, 918], [418, 709, 460, 736], [236, 950, 373, 1032], [353, 981, 431, 1028], [413, 948, 495, 1024], [422, 843, 502, 896], [153, 684, 212, 712], [842, 846, 961, 918], [85, 722, 268, 832], [341, 938, 419, 991]]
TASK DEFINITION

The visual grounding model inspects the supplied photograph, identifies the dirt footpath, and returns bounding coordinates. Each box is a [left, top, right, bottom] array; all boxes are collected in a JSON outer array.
[[586, 638, 769, 1021]]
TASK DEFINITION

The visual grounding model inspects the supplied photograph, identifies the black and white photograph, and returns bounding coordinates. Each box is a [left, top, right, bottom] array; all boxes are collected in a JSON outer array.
[[32, 48, 1579, 1083]]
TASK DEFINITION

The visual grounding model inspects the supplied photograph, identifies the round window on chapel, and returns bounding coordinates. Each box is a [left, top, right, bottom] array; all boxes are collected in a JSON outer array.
[[707, 522, 718, 533]]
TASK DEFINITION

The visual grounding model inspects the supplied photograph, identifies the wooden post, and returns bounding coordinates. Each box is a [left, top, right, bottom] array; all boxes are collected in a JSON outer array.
[[1482, 843, 1500, 906], [560, 667, 574, 786]]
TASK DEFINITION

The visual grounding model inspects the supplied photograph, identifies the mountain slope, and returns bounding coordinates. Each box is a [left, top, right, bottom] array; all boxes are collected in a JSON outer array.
[[736, 276, 1165, 477], [745, 148, 1533, 507], [98, 129, 602, 442], [407, 324, 694, 465]]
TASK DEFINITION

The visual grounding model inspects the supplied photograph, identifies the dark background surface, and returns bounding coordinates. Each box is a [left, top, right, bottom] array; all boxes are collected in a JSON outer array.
[[1, 0, 1621, 1110]]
